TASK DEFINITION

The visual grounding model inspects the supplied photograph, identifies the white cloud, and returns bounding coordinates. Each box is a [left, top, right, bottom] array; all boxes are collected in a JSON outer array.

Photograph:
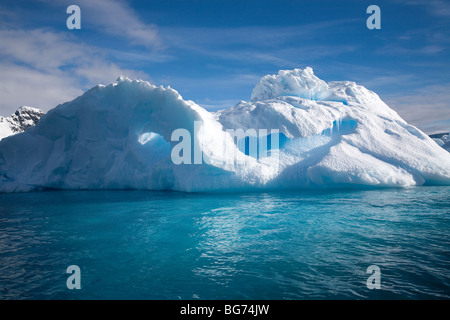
[[0, 28, 150, 115], [38, 0, 161, 49], [384, 84, 450, 134], [0, 0, 164, 116], [0, 29, 85, 70], [77, 0, 161, 49], [74, 62, 148, 86], [376, 44, 445, 56], [0, 63, 83, 113], [395, 0, 450, 18], [358, 74, 417, 91], [161, 20, 358, 66]]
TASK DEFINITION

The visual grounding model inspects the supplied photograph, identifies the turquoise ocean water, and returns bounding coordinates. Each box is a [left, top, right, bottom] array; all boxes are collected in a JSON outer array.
[[0, 187, 449, 300]]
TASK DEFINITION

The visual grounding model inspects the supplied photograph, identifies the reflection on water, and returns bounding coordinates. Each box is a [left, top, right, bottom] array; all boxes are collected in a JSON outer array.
[[0, 187, 449, 299]]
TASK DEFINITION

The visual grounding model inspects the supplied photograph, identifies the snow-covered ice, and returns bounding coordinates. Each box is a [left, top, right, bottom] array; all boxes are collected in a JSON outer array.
[[0, 106, 44, 141], [1, 68, 449, 193]]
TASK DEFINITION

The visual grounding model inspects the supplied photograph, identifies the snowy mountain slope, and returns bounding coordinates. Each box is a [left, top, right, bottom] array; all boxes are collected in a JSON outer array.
[[0, 106, 44, 140], [0, 69, 449, 193]]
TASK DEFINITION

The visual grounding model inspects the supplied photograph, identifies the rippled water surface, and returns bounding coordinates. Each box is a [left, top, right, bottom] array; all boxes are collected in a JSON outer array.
[[0, 187, 449, 299]]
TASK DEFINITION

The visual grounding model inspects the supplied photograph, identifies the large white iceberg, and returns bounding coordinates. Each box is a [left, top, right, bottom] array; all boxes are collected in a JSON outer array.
[[0, 68, 449, 193]]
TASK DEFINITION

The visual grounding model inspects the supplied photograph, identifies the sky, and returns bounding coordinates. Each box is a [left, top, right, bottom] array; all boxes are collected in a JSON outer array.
[[0, 0, 449, 133]]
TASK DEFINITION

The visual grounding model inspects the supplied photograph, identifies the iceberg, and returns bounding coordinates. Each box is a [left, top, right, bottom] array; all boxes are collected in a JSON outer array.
[[0, 68, 449, 193]]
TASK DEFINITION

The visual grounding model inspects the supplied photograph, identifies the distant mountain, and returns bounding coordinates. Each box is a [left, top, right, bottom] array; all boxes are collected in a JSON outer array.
[[430, 132, 450, 152], [0, 106, 45, 140]]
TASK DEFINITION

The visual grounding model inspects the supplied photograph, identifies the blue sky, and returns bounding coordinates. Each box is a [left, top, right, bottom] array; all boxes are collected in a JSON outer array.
[[0, 0, 449, 133]]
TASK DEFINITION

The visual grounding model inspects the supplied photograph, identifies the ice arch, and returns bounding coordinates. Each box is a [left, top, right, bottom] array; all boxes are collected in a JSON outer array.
[[0, 77, 271, 192]]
